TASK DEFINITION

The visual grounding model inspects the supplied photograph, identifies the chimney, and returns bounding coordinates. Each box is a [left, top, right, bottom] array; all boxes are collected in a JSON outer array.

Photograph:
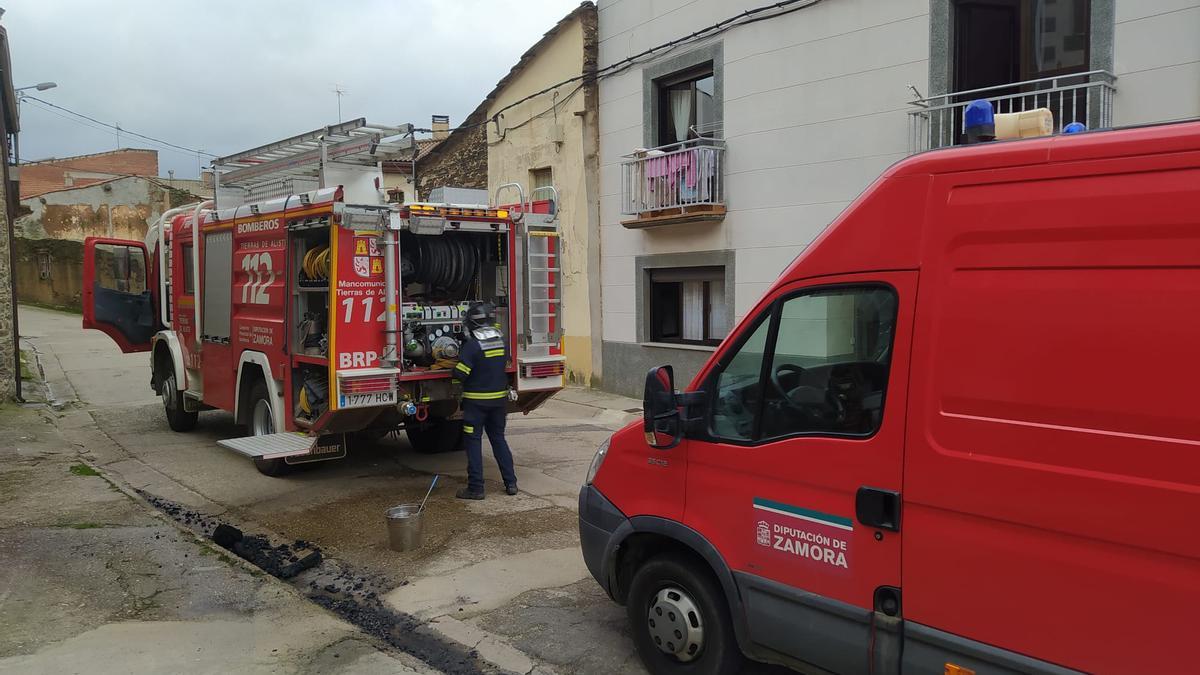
[[431, 115, 450, 141]]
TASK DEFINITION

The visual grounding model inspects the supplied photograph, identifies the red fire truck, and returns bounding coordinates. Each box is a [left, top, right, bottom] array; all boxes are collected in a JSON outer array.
[[82, 119, 564, 475]]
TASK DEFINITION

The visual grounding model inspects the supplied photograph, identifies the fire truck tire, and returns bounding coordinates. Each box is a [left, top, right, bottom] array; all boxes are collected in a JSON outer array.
[[626, 553, 744, 675], [246, 379, 289, 477], [405, 418, 463, 454], [160, 368, 198, 432]]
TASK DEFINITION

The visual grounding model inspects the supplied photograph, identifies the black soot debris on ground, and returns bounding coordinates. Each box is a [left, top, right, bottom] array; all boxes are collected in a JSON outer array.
[[136, 490, 495, 675]]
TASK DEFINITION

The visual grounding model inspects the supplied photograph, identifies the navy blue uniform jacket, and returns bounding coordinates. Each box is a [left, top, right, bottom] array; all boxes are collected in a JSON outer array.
[[452, 328, 508, 407]]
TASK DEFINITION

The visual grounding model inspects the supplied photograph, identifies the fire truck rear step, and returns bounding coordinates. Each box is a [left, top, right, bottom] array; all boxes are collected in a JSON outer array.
[[217, 432, 315, 459]]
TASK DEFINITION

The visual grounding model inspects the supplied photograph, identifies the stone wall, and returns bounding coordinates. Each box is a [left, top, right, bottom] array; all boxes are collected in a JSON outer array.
[[13, 237, 83, 312], [415, 121, 487, 200]]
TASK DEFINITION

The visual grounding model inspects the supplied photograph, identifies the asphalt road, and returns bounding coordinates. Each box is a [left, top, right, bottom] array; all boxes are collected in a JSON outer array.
[[19, 304, 648, 674], [20, 305, 797, 675]]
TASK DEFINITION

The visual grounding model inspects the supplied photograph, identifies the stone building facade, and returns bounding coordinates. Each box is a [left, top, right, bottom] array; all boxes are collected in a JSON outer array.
[[12, 237, 82, 313], [0, 22, 18, 401], [414, 117, 487, 200]]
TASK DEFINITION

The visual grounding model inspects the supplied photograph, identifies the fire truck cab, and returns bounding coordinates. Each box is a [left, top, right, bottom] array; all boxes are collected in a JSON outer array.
[[82, 119, 564, 475]]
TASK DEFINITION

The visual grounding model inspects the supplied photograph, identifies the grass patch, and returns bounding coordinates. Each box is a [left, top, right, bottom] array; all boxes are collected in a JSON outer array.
[[69, 463, 101, 477], [198, 543, 236, 566], [18, 300, 82, 316], [66, 522, 103, 529], [19, 350, 36, 381]]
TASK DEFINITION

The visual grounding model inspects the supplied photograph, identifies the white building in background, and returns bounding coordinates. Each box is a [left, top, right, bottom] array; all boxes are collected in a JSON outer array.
[[595, 0, 1200, 395]]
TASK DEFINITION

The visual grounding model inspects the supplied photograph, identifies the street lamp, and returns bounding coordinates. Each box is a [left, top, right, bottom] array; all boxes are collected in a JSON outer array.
[[15, 81, 56, 93], [13, 82, 58, 164]]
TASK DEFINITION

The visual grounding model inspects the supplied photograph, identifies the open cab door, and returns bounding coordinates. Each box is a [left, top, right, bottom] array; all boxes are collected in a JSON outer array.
[[82, 237, 156, 353]]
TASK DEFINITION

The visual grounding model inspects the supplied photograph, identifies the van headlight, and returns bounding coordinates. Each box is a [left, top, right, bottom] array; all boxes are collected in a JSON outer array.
[[585, 437, 611, 485]]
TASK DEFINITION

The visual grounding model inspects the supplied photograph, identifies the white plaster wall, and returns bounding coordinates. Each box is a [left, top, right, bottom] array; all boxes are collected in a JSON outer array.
[[598, 0, 930, 345], [381, 172, 417, 204], [483, 16, 600, 385], [1111, 1, 1200, 126]]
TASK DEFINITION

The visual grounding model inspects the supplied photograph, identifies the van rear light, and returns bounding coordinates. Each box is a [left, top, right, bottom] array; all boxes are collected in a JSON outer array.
[[944, 665, 975, 675], [522, 362, 564, 378]]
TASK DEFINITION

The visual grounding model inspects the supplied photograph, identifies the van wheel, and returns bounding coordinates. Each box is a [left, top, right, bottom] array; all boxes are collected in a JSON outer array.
[[405, 418, 463, 454], [160, 368, 198, 432], [627, 553, 744, 675], [245, 379, 288, 477]]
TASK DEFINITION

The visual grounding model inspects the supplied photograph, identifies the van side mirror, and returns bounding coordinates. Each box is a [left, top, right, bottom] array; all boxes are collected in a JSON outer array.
[[643, 366, 681, 449]]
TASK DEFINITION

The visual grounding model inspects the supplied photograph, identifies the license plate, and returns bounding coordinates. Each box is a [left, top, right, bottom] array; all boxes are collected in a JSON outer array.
[[339, 389, 397, 409]]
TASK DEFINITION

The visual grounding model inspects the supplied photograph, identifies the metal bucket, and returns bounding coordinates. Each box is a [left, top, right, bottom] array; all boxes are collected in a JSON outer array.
[[386, 503, 424, 552]]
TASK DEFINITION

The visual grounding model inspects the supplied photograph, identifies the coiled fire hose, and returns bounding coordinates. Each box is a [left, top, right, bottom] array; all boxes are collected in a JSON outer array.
[[301, 245, 331, 281]]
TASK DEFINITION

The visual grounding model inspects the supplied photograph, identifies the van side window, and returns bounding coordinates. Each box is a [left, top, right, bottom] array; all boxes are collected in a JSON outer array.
[[708, 286, 897, 442]]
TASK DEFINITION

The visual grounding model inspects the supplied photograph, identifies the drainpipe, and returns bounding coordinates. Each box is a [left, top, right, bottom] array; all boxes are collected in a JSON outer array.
[[190, 199, 213, 347]]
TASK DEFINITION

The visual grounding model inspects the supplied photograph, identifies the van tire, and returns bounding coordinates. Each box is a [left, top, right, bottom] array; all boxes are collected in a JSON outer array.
[[405, 418, 463, 454], [627, 553, 744, 675], [160, 366, 198, 432], [244, 379, 288, 477]]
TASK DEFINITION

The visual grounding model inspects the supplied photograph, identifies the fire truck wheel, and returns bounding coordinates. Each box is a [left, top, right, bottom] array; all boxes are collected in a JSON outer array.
[[246, 379, 289, 477], [161, 369, 198, 432], [405, 419, 463, 454], [626, 553, 744, 675]]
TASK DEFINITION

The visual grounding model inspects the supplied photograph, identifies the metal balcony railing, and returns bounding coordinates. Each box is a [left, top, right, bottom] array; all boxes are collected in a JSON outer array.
[[621, 138, 726, 217], [908, 70, 1116, 154]]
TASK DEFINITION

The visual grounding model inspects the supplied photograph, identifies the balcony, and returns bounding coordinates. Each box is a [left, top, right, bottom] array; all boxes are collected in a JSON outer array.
[[620, 138, 726, 228], [908, 70, 1116, 154]]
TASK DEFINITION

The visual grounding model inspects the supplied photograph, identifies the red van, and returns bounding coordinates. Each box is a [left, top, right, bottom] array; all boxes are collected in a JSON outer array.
[[579, 121, 1200, 675]]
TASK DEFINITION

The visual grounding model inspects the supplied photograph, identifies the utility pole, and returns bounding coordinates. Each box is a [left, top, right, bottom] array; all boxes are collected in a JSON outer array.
[[333, 85, 346, 123], [115, 122, 121, 149]]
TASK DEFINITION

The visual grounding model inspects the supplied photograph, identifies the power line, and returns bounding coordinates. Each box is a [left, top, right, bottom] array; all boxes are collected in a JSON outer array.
[[487, 83, 585, 146], [20, 94, 218, 158], [15, 157, 208, 201], [422, 0, 825, 142], [19, 98, 209, 161]]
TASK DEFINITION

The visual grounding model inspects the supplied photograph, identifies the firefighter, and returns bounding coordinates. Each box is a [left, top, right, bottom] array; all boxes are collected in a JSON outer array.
[[452, 302, 518, 500]]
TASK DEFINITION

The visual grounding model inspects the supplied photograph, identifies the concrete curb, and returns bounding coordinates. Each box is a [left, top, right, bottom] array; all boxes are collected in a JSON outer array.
[[429, 616, 559, 675]]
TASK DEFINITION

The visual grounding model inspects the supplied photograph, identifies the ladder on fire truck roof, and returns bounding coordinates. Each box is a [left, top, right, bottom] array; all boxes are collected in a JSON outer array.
[[213, 118, 415, 191]]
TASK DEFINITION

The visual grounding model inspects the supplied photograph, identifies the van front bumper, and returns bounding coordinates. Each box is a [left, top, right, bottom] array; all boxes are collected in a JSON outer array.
[[578, 484, 628, 600]]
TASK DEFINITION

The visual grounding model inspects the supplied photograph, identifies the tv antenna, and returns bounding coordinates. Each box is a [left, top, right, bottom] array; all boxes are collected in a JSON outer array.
[[333, 85, 346, 123]]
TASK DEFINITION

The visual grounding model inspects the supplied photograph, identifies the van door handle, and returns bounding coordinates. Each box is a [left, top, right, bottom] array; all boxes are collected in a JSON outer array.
[[856, 486, 900, 532]]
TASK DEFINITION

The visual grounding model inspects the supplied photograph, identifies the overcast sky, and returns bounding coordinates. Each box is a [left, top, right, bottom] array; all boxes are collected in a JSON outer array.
[[4, 0, 582, 178]]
